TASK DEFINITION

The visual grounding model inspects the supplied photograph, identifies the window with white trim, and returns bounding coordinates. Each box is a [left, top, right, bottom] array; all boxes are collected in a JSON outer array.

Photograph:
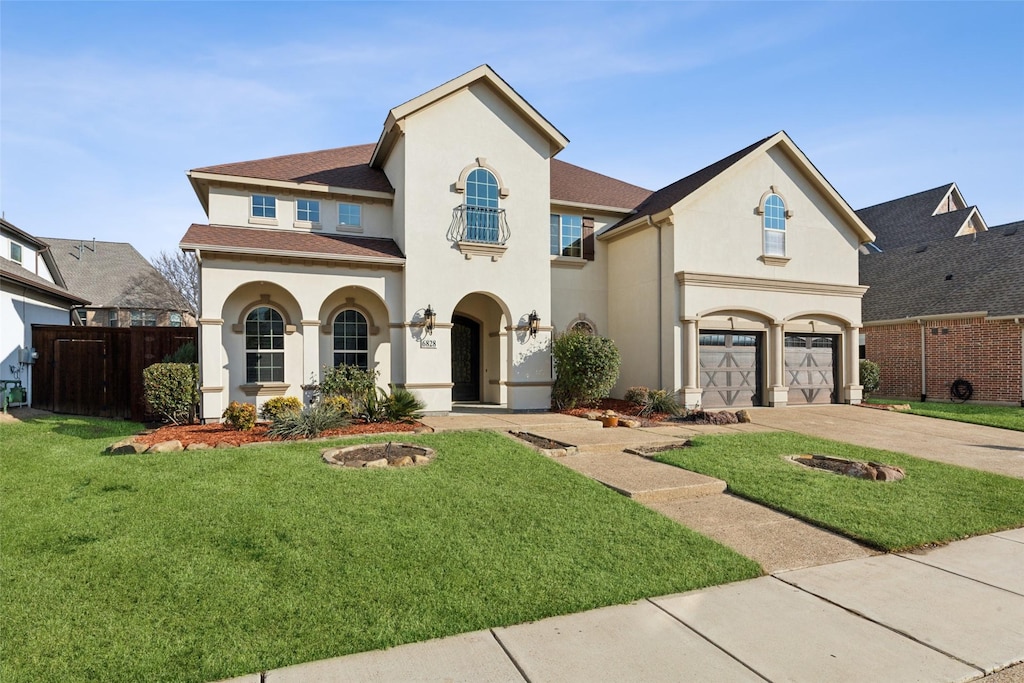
[[550, 214, 583, 257], [9, 242, 22, 263], [333, 310, 368, 370], [338, 203, 361, 228], [251, 195, 276, 219], [245, 306, 284, 383], [465, 168, 500, 243], [169, 312, 183, 327], [763, 194, 786, 256], [296, 199, 320, 223]]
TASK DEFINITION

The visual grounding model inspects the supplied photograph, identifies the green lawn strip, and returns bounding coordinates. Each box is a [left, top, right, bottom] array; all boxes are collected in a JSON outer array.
[[654, 431, 1024, 552], [1, 418, 759, 683], [867, 399, 1024, 431]]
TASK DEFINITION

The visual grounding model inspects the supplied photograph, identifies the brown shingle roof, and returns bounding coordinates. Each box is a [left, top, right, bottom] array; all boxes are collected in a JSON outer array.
[[0, 258, 90, 306], [550, 159, 651, 210], [194, 144, 650, 211], [193, 144, 395, 194], [180, 224, 406, 262]]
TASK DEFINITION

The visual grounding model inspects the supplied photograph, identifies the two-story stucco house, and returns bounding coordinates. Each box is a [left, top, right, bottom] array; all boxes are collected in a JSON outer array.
[[181, 65, 874, 420]]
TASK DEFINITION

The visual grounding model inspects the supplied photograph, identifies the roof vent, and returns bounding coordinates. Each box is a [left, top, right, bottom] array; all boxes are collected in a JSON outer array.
[[1005, 228, 1018, 236], [915, 245, 928, 253], [944, 274, 953, 281]]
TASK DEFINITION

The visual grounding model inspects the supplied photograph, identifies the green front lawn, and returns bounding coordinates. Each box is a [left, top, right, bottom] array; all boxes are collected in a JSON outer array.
[[868, 399, 1024, 431], [655, 432, 1024, 552], [1, 417, 759, 683]]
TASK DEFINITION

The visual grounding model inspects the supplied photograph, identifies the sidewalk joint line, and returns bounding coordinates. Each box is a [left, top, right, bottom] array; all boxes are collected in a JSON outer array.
[[894, 552, 1024, 599], [770, 575, 985, 674], [489, 629, 532, 683], [645, 598, 772, 682]]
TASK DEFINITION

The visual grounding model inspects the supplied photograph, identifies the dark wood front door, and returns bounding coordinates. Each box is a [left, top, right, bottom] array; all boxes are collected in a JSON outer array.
[[451, 315, 480, 402]]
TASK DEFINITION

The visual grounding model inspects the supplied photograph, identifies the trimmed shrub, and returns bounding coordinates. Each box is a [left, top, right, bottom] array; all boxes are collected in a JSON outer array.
[[385, 386, 426, 423], [143, 362, 198, 424], [860, 359, 881, 398], [259, 396, 303, 422], [640, 389, 681, 417], [624, 386, 650, 406], [320, 365, 378, 402], [266, 401, 350, 439], [222, 401, 256, 431], [319, 395, 352, 415], [551, 332, 621, 409]]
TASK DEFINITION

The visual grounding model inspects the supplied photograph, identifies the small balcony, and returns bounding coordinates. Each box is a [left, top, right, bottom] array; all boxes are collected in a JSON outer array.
[[447, 205, 510, 261]]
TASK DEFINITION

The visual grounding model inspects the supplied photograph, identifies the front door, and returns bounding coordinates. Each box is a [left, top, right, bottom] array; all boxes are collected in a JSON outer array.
[[451, 315, 480, 402]]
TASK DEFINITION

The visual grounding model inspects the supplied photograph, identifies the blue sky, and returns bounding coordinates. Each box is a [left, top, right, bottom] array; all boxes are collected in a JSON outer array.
[[2, 1, 1022, 259]]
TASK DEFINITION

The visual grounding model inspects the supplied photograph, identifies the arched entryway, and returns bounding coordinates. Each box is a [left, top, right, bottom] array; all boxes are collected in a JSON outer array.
[[451, 292, 509, 405]]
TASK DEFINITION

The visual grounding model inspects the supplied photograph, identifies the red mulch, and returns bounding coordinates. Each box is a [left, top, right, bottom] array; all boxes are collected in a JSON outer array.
[[558, 398, 671, 427], [135, 420, 422, 448]]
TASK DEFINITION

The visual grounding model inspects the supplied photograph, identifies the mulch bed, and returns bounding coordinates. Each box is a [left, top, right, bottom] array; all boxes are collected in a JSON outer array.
[[557, 398, 671, 427], [134, 420, 421, 448]]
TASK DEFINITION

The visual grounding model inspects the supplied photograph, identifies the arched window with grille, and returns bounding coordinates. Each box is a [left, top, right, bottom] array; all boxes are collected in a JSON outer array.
[[763, 193, 787, 256], [333, 309, 369, 369], [465, 168, 500, 243], [245, 306, 284, 382]]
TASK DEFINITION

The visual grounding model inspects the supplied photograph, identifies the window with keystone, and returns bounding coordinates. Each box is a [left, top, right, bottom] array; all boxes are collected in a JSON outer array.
[[245, 306, 284, 383]]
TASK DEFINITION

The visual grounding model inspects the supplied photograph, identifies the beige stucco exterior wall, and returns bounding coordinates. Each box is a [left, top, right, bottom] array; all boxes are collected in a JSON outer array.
[[549, 210, 621, 337], [391, 83, 555, 411], [607, 227, 662, 393]]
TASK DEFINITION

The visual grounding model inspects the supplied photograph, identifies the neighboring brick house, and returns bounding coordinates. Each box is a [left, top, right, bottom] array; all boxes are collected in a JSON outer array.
[[43, 238, 195, 328], [859, 224, 1024, 405]]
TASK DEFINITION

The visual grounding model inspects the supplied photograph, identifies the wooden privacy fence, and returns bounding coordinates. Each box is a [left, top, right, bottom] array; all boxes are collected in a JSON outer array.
[[31, 325, 198, 421]]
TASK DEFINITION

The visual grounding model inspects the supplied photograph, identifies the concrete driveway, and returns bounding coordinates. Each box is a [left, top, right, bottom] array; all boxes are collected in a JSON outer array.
[[747, 405, 1024, 479]]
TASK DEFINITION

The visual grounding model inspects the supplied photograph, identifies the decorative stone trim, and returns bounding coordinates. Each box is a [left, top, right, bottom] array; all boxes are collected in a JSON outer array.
[[321, 298, 381, 335], [396, 382, 455, 390], [756, 185, 794, 218], [457, 241, 507, 261], [551, 256, 586, 269], [758, 255, 791, 267], [677, 271, 867, 297], [200, 385, 224, 393], [454, 158, 510, 198], [239, 382, 289, 397], [231, 295, 296, 333]]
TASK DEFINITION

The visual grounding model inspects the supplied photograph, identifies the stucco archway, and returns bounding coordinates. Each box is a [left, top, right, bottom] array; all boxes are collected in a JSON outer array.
[[451, 292, 510, 404]]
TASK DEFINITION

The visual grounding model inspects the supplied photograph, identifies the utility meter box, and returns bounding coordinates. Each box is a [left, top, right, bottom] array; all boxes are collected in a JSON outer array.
[[18, 347, 38, 364]]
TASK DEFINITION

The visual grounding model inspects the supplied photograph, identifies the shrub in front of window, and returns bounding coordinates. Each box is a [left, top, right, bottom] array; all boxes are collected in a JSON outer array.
[[624, 386, 650, 406], [266, 401, 350, 439], [320, 364, 378, 403], [222, 401, 257, 431], [143, 362, 199, 425], [318, 395, 352, 415], [259, 396, 303, 422], [860, 359, 881, 398], [551, 332, 621, 409]]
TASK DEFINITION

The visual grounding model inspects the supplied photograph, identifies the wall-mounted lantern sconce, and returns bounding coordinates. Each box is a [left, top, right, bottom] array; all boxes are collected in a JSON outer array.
[[528, 310, 541, 338], [424, 305, 436, 335]]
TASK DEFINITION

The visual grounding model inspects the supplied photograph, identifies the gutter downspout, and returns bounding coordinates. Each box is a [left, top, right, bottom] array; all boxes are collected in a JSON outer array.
[[648, 216, 664, 390], [919, 321, 927, 402]]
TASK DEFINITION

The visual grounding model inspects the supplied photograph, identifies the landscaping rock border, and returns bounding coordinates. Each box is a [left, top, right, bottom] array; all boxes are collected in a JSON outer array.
[[321, 443, 436, 469], [508, 431, 579, 457], [788, 454, 906, 482]]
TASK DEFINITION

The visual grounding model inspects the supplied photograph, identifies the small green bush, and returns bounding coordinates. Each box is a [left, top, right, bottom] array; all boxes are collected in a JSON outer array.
[[319, 395, 352, 415], [860, 359, 881, 398], [162, 341, 197, 364], [259, 396, 303, 422], [385, 387, 426, 423], [266, 402, 350, 439], [551, 332, 621, 409], [222, 401, 256, 431], [624, 386, 650, 406], [640, 389, 681, 417], [320, 365, 378, 402], [143, 362, 198, 424]]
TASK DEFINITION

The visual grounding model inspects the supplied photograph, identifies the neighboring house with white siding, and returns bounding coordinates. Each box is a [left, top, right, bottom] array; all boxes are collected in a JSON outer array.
[[181, 65, 874, 419]]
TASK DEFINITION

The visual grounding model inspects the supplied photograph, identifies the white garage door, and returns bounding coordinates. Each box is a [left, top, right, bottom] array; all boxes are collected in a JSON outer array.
[[699, 332, 762, 408], [785, 334, 838, 405]]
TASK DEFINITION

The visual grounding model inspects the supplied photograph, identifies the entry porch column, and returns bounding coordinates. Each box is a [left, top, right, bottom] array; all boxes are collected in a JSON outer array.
[[843, 325, 863, 404], [680, 319, 702, 409]]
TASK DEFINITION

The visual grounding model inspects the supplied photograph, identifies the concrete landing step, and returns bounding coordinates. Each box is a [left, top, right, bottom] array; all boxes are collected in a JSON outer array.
[[558, 451, 726, 502], [649, 494, 876, 573]]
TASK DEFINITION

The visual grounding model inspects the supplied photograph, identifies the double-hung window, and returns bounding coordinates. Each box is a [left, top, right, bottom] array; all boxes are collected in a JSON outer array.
[[550, 214, 583, 257], [338, 203, 361, 228], [245, 306, 284, 383], [296, 199, 320, 224], [252, 194, 276, 219], [763, 194, 786, 256], [9, 242, 23, 263], [131, 310, 157, 327], [333, 310, 369, 369]]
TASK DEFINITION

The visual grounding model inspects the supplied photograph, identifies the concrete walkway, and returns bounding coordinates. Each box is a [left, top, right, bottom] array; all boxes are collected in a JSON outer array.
[[220, 528, 1024, 682], [747, 404, 1024, 479]]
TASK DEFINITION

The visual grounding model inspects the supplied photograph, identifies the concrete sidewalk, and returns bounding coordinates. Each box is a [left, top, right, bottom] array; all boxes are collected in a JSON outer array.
[[220, 528, 1024, 682]]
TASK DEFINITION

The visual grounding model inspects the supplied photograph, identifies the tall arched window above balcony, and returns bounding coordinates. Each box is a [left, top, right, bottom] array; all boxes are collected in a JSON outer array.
[[762, 193, 787, 256], [465, 168, 500, 243]]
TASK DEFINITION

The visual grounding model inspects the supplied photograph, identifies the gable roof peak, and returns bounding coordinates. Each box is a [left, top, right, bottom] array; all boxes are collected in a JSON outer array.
[[370, 65, 569, 168]]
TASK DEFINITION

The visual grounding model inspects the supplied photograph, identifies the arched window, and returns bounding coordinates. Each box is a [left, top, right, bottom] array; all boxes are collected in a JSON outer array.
[[570, 320, 595, 335], [465, 168, 500, 243], [763, 194, 786, 256], [245, 306, 284, 383], [333, 310, 369, 369]]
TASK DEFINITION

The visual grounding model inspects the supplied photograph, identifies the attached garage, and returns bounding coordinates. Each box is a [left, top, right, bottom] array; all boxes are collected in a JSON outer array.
[[785, 334, 838, 404], [699, 331, 763, 408]]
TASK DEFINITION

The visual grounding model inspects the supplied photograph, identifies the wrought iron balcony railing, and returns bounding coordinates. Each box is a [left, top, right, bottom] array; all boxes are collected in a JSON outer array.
[[447, 205, 510, 245]]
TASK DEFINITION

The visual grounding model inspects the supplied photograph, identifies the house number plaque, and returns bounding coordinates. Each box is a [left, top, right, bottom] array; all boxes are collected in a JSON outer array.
[[420, 339, 437, 349]]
